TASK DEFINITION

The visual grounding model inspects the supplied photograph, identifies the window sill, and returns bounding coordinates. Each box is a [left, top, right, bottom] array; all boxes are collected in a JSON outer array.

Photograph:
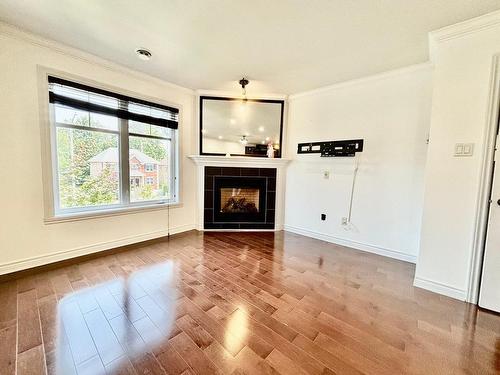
[[44, 201, 183, 224]]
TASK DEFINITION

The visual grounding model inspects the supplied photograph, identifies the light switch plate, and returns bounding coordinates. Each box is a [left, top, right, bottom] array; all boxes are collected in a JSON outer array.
[[454, 143, 474, 157], [463, 143, 474, 156]]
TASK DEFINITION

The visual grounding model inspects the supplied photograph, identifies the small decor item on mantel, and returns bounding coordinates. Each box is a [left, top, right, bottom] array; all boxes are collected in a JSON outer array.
[[225, 153, 231, 157], [267, 143, 275, 158]]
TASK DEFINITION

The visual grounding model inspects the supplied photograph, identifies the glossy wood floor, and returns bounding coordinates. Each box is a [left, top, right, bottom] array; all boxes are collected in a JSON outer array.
[[1, 231, 499, 375]]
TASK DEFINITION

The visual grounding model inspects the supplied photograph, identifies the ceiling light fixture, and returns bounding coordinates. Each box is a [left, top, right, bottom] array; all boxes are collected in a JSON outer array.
[[135, 48, 152, 61], [239, 77, 249, 100]]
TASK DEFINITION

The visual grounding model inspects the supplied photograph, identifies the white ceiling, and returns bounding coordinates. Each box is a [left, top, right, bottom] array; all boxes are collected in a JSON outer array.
[[1, 1, 499, 94]]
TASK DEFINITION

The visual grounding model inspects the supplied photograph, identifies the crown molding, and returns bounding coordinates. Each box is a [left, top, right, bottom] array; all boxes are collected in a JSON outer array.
[[429, 10, 500, 44], [289, 62, 433, 101], [196, 89, 287, 101], [0, 21, 195, 95]]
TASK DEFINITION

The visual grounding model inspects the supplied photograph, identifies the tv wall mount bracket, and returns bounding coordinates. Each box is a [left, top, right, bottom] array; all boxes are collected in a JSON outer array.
[[297, 139, 364, 157]]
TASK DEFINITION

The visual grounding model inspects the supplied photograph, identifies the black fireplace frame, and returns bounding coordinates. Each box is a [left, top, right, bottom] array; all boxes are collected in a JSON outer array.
[[204, 167, 276, 230], [213, 176, 267, 223]]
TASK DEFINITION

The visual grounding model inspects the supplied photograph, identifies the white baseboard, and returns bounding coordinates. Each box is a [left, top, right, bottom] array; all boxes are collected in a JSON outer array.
[[413, 276, 467, 301], [284, 225, 417, 263], [0, 224, 196, 275], [203, 229, 277, 232]]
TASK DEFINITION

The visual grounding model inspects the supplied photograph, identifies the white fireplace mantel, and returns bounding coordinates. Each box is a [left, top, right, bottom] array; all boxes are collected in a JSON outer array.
[[188, 155, 291, 168], [188, 155, 291, 231]]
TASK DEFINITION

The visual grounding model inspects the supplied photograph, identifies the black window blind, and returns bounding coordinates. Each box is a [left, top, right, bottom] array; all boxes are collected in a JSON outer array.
[[48, 76, 179, 129]]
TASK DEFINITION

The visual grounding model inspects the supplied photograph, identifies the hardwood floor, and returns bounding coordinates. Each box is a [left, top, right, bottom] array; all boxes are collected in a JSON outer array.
[[1, 231, 499, 375]]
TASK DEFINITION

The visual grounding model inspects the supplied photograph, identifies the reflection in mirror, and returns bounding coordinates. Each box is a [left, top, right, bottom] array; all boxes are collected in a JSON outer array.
[[200, 97, 284, 157]]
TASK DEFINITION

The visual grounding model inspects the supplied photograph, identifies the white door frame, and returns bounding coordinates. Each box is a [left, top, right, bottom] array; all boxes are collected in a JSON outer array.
[[467, 54, 500, 304]]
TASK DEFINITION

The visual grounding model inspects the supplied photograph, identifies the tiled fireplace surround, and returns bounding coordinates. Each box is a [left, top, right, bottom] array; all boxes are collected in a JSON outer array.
[[189, 155, 290, 231], [204, 166, 277, 229]]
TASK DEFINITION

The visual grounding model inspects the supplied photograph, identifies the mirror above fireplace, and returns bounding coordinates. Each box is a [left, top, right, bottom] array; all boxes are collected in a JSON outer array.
[[200, 96, 284, 158]]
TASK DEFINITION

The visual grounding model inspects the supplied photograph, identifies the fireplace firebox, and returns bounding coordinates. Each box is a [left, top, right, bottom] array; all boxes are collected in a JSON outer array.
[[214, 176, 267, 223], [204, 167, 276, 229]]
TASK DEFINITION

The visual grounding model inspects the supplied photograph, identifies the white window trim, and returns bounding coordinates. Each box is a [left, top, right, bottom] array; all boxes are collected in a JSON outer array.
[[37, 66, 183, 223]]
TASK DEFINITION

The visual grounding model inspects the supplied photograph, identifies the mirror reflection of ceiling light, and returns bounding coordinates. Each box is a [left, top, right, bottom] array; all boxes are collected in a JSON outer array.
[[230, 118, 236, 125], [218, 135, 223, 140], [265, 137, 270, 141], [240, 135, 248, 145], [258, 126, 265, 132], [261, 140, 266, 144]]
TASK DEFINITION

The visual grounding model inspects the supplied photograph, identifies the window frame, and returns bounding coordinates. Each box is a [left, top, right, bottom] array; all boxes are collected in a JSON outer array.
[[38, 68, 182, 223]]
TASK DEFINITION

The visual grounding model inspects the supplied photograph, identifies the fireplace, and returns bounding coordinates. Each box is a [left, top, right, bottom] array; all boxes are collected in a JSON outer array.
[[204, 167, 276, 229], [214, 176, 267, 223]]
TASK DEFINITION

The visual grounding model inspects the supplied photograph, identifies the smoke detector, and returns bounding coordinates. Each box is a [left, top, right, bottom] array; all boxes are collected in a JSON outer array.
[[135, 48, 152, 61]]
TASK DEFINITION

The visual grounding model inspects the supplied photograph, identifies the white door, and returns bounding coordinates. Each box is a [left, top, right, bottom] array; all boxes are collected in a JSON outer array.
[[479, 135, 500, 312]]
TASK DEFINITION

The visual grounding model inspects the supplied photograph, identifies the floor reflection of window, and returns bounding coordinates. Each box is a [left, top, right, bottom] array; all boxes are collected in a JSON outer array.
[[224, 306, 248, 354], [56, 261, 177, 374]]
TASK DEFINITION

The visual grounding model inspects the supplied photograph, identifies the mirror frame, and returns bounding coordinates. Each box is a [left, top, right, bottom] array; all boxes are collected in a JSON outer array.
[[199, 96, 285, 158]]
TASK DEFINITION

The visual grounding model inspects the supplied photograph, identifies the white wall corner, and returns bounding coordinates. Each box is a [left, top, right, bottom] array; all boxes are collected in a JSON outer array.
[[284, 225, 417, 263], [413, 276, 467, 301]]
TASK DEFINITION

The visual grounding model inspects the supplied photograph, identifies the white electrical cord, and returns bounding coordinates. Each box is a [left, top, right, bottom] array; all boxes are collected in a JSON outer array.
[[344, 155, 360, 230], [167, 201, 170, 240]]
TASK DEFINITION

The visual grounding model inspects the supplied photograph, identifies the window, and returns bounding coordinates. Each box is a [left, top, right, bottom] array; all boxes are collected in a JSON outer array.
[[48, 76, 179, 217]]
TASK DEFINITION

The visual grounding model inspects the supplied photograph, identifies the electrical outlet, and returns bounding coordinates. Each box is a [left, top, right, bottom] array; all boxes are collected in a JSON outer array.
[[341, 217, 348, 225], [321, 214, 326, 221]]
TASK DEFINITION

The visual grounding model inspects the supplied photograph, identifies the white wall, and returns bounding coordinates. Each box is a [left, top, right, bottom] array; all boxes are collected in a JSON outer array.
[[0, 26, 197, 273], [284, 64, 433, 262], [415, 11, 500, 301]]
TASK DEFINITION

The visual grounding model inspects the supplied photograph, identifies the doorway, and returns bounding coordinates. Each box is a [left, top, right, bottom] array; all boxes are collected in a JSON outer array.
[[479, 116, 500, 312]]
